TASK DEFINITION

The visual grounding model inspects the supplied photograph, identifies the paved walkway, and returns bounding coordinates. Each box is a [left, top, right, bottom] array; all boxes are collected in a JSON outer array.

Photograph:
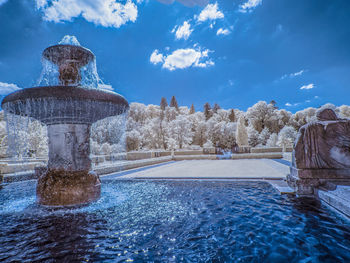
[[119, 159, 290, 179]]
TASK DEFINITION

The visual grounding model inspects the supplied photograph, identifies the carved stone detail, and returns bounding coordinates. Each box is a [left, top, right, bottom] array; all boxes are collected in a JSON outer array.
[[288, 109, 350, 196]]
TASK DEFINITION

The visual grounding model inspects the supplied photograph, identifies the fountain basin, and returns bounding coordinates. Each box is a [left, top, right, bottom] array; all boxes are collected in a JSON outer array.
[[43, 45, 94, 67], [1, 86, 128, 125]]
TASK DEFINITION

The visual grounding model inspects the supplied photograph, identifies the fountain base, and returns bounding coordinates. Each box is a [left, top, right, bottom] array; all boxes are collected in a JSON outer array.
[[36, 170, 101, 206]]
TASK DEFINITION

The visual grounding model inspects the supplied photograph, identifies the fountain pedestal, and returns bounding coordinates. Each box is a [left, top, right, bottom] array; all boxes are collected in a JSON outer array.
[[37, 170, 100, 206], [36, 124, 101, 206]]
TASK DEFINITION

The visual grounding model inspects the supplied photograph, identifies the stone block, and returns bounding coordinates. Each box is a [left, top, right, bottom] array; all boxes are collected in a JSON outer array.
[[203, 147, 216, 154], [231, 153, 283, 159], [233, 146, 251, 154], [127, 152, 153, 160], [174, 150, 203, 156], [251, 147, 282, 153], [159, 151, 171, 157], [173, 155, 217, 161]]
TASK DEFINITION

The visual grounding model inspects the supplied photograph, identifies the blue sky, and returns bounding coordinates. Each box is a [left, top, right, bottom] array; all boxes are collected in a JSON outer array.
[[0, 0, 350, 112]]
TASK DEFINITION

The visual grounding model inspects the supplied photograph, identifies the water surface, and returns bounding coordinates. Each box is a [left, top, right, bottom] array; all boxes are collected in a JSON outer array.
[[0, 180, 349, 262]]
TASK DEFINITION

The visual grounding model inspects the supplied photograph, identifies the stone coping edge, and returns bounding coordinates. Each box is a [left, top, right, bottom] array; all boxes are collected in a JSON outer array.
[[318, 189, 350, 218]]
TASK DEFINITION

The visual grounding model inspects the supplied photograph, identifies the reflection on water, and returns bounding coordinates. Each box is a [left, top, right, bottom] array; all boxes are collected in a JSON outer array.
[[0, 180, 349, 262]]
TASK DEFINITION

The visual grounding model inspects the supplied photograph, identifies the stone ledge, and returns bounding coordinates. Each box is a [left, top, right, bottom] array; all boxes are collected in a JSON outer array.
[[231, 152, 283, 159], [266, 180, 295, 195], [95, 156, 173, 176], [290, 167, 350, 179], [173, 155, 217, 161], [318, 186, 350, 218], [251, 147, 282, 153], [2, 171, 37, 183], [0, 162, 46, 174], [174, 150, 203, 156]]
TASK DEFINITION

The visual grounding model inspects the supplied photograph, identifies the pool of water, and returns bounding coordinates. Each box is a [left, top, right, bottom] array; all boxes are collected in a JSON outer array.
[[0, 179, 349, 262]]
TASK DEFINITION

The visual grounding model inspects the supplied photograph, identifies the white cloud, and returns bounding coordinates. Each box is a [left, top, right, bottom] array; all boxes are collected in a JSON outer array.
[[36, 0, 138, 28], [197, 2, 224, 22], [0, 82, 21, 95], [291, 69, 305, 77], [300, 83, 314, 90], [173, 21, 193, 40], [239, 0, 262, 13], [150, 47, 214, 71], [157, 0, 209, 7], [280, 69, 306, 80], [150, 50, 164, 65], [285, 102, 300, 107], [216, 28, 230, 36]]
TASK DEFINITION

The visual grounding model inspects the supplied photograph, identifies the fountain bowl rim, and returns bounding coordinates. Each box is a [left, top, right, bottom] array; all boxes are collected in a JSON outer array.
[[43, 44, 94, 66], [1, 86, 129, 108]]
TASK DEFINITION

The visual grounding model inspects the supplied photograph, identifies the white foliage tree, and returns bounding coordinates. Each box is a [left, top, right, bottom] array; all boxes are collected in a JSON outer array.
[[246, 101, 276, 133], [266, 133, 278, 147], [277, 126, 297, 150], [167, 115, 193, 149], [338, 105, 350, 118], [258, 127, 271, 146], [247, 125, 259, 147]]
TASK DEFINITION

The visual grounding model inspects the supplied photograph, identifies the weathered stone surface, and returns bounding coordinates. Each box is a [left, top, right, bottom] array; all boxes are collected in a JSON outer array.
[[288, 109, 350, 196], [318, 185, 350, 218], [47, 124, 91, 171], [37, 169, 101, 206]]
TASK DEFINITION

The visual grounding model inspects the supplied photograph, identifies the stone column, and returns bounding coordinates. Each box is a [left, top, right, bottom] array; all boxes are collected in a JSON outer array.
[[47, 124, 91, 171], [37, 123, 101, 206]]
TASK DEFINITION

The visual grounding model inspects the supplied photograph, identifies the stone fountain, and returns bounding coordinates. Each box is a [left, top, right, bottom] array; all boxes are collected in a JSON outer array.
[[1, 37, 128, 206]]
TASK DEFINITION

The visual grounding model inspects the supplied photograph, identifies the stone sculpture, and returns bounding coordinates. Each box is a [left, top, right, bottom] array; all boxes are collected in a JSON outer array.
[[288, 108, 350, 196]]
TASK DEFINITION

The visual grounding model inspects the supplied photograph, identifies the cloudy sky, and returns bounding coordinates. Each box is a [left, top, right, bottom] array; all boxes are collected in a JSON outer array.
[[0, 0, 349, 112]]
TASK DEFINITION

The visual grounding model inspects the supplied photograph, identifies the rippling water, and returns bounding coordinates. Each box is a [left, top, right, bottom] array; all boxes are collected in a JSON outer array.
[[0, 180, 349, 262]]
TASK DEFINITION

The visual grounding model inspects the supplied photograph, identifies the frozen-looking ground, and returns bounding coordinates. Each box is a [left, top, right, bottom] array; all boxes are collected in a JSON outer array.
[[117, 159, 289, 179]]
